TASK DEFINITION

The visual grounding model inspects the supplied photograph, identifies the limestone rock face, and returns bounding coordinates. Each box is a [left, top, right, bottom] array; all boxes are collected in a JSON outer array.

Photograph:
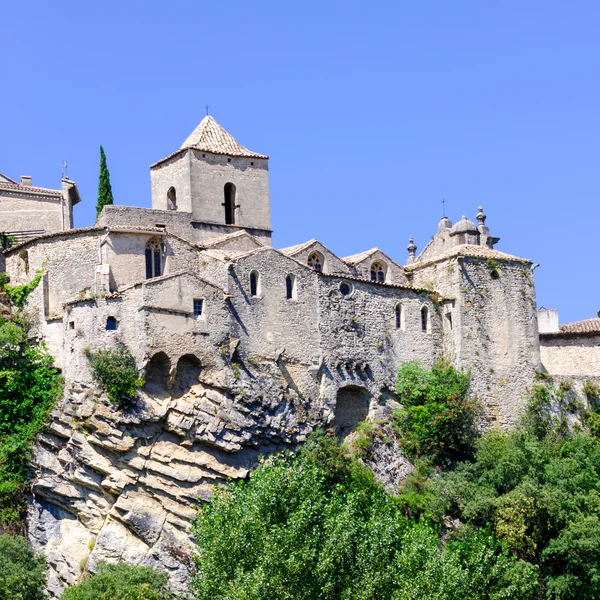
[[28, 367, 317, 597]]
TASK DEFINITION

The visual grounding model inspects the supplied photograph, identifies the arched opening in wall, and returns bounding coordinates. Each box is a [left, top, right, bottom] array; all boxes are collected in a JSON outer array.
[[167, 187, 177, 210], [307, 251, 324, 272], [250, 271, 260, 297], [285, 274, 296, 299], [143, 351, 171, 393], [173, 354, 201, 398], [224, 183, 236, 225], [332, 386, 372, 440], [19, 250, 29, 275], [421, 306, 429, 332], [370, 261, 386, 283], [105, 316, 118, 330], [395, 304, 403, 330], [145, 238, 164, 279]]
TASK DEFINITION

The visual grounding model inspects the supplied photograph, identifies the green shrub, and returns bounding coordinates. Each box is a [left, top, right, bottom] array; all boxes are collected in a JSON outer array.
[[0, 534, 46, 600], [2, 265, 45, 308], [89, 344, 143, 406], [61, 562, 174, 600], [392, 361, 479, 465]]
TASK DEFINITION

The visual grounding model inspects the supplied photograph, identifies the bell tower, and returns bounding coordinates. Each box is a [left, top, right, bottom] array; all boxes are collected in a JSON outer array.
[[150, 115, 271, 244]]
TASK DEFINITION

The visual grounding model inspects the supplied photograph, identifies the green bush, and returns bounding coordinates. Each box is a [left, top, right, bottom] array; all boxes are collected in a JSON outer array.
[[393, 361, 479, 465], [191, 430, 537, 600], [61, 562, 174, 600], [0, 534, 46, 600], [89, 344, 143, 406], [0, 317, 62, 524]]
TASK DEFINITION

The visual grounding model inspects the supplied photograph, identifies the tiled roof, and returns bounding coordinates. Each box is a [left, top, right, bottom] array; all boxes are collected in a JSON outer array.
[[199, 230, 265, 249], [406, 244, 530, 270], [279, 239, 318, 256], [0, 182, 62, 197], [181, 116, 268, 159], [540, 317, 600, 339], [342, 248, 379, 265]]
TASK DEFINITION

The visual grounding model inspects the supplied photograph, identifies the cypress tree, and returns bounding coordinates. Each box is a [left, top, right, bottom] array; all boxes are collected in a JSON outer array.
[[96, 145, 114, 217]]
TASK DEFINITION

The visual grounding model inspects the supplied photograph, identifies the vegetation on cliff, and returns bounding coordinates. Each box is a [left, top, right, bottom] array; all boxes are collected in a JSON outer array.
[[0, 534, 46, 600], [0, 275, 62, 529]]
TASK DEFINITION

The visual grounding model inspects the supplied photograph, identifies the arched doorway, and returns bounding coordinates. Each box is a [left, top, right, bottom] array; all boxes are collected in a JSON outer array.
[[143, 352, 171, 393], [172, 354, 201, 397], [332, 385, 372, 439]]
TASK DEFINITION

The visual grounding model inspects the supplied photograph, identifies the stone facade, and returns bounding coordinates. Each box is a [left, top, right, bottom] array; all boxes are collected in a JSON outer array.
[[0, 174, 80, 241], [1, 114, 579, 595]]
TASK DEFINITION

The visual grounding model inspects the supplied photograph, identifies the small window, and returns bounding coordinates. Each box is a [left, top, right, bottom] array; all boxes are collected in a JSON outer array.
[[228, 158, 232, 163], [308, 251, 324, 272], [395, 304, 402, 329], [224, 183, 236, 225], [446, 312, 453, 330], [421, 306, 429, 332], [250, 271, 259, 297], [339, 282, 353, 296], [193, 298, 204, 318], [286, 274, 296, 300], [106, 316, 117, 330], [69, 321, 75, 330], [250, 161, 254, 166], [370, 261, 386, 283], [167, 187, 177, 210]]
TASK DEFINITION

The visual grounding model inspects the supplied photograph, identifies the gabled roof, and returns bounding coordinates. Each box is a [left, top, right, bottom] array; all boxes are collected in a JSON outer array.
[[181, 116, 268, 159], [342, 247, 380, 266], [279, 239, 319, 256], [0, 180, 62, 197], [0, 174, 16, 184], [198, 230, 265, 250]]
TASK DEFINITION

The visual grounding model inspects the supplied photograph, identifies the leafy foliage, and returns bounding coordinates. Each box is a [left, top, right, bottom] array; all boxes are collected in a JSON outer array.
[[61, 562, 174, 600], [0, 534, 46, 600], [89, 344, 143, 406], [393, 361, 479, 465], [192, 430, 537, 600], [96, 145, 114, 218], [0, 317, 62, 525], [1, 265, 45, 308]]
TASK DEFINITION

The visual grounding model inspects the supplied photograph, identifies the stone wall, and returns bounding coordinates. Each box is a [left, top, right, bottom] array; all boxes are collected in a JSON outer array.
[[540, 335, 600, 376], [0, 191, 65, 234]]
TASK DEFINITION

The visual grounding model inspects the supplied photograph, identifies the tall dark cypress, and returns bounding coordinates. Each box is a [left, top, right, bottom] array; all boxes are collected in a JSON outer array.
[[96, 145, 114, 218]]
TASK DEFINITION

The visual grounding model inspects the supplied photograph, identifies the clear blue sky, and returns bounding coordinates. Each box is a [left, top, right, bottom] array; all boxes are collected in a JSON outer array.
[[2, 1, 599, 323]]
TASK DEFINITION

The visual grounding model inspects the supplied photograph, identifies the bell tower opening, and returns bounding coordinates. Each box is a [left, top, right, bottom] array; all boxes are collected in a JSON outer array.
[[224, 183, 236, 225]]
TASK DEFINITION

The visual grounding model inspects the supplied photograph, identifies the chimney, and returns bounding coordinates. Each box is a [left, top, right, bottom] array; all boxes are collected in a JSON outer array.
[[20, 176, 32, 187]]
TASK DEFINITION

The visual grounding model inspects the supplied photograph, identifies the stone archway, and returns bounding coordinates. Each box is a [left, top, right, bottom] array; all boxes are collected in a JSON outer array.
[[332, 385, 372, 439], [143, 352, 171, 394], [172, 354, 201, 398]]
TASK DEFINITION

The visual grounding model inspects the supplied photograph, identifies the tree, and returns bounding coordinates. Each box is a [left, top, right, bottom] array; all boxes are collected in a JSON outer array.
[[0, 534, 46, 600], [96, 145, 114, 218], [191, 430, 537, 600], [61, 562, 174, 600]]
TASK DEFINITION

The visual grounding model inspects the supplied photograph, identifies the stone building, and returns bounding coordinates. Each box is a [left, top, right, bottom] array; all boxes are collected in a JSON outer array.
[[0, 115, 556, 595], [0, 173, 80, 243]]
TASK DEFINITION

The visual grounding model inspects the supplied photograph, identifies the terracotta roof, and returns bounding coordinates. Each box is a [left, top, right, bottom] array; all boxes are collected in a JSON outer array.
[[541, 318, 600, 338], [0, 182, 62, 197], [406, 244, 531, 270], [182, 116, 268, 158]]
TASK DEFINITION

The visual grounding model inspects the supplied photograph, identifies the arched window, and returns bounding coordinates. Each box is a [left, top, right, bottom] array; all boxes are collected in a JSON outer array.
[[250, 271, 259, 297], [370, 261, 386, 283], [106, 316, 118, 330], [224, 183, 236, 225], [167, 187, 177, 210], [286, 274, 296, 299], [308, 251, 324, 272], [145, 238, 163, 279], [421, 306, 429, 332], [395, 304, 402, 329]]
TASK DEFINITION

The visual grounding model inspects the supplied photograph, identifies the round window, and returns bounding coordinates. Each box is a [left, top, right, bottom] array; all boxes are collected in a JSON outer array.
[[339, 282, 353, 296]]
